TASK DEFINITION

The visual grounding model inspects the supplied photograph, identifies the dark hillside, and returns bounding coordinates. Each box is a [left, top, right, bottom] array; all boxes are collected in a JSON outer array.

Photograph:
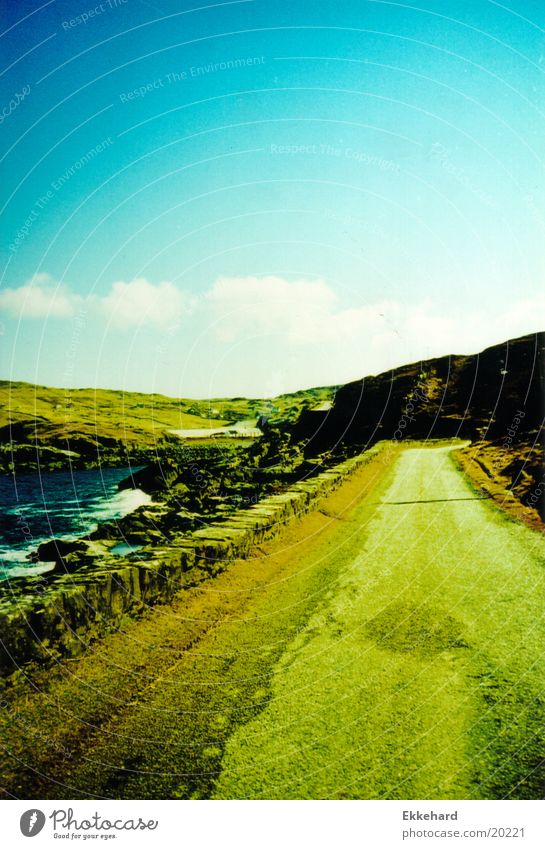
[[294, 332, 544, 449], [293, 332, 544, 522]]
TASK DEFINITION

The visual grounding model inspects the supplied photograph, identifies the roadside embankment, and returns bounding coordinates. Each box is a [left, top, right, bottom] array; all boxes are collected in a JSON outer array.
[[454, 440, 544, 532]]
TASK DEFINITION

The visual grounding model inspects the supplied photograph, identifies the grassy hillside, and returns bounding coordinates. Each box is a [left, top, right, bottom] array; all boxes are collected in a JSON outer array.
[[0, 380, 335, 472], [0, 382, 228, 444]]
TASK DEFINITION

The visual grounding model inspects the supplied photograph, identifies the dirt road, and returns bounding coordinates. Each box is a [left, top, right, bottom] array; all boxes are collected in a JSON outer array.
[[2, 443, 544, 799]]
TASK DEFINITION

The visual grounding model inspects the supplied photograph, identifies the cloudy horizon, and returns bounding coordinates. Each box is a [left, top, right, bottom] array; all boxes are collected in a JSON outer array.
[[1, 0, 544, 397], [1, 270, 543, 398]]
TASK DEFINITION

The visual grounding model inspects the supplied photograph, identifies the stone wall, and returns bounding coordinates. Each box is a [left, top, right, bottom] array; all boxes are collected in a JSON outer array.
[[0, 445, 384, 675]]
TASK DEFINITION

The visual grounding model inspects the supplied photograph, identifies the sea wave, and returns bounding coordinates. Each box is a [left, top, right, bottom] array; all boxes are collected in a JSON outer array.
[[0, 472, 152, 578], [90, 488, 151, 521]]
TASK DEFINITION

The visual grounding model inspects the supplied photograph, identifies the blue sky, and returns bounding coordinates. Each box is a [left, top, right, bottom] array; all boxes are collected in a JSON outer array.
[[1, 0, 544, 397]]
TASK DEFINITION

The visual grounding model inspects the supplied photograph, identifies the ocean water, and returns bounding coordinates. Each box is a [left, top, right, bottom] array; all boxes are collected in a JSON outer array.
[[0, 466, 150, 579]]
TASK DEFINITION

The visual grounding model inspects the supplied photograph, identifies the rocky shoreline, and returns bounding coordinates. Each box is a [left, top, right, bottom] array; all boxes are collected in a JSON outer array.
[[0, 443, 384, 675], [0, 426, 170, 474]]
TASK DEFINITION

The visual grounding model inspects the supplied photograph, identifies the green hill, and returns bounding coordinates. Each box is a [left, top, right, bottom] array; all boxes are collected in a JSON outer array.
[[0, 380, 335, 472]]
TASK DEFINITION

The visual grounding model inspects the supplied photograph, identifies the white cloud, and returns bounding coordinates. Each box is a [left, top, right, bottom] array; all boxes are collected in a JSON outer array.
[[0, 274, 79, 318], [2, 271, 543, 394], [0, 276, 187, 329], [206, 275, 545, 353], [207, 275, 415, 350], [202, 274, 545, 388], [207, 274, 357, 343], [392, 294, 545, 360], [99, 278, 186, 328]]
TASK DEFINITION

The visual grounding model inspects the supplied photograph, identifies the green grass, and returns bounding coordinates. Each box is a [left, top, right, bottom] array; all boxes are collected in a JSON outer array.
[[0, 380, 335, 448], [0, 446, 390, 800], [2, 443, 543, 799], [213, 445, 545, 799]]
